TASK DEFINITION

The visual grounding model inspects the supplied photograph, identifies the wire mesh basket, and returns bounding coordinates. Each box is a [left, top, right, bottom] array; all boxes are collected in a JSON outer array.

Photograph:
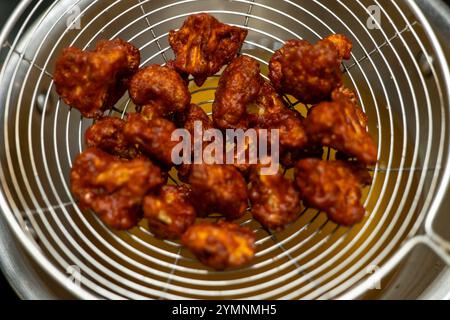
[[0, 0, 449, 299]]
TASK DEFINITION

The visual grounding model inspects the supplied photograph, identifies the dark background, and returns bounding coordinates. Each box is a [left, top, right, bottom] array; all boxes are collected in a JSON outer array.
[[0, 0, 449, 301], [0, 272, 16, 300]]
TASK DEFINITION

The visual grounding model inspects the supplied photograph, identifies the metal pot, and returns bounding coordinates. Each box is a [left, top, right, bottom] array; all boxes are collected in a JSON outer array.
[[0, 0, 449, 299]]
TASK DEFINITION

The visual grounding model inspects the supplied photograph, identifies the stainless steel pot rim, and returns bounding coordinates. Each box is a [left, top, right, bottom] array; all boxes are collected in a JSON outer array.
[[0, 0, 449, 300]]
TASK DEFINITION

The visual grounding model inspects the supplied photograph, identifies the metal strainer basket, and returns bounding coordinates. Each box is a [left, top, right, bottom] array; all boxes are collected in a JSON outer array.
[[0, 0, 450, 300]]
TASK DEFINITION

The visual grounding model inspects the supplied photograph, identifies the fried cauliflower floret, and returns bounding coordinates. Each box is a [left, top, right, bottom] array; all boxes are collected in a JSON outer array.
[[269, 34, 352, 104], [227, 131, 259, 176], [249, 166, 301, 231], [123, 113, 179, 168], [143, 185, 196, 239], [54, 39, 140, 118], [213, 56, 263, 130], [182, 221, 256, 270], [176, 163, 193, 184], [70, 148, 165, 230], [332, 85, 359, 106], [95, 39, 141, 107], [173, 104, 214, 182], [295, 159, 372, 226], [332, 86, 368, 128], [169, 13, 248, 86], [305, 98, 377, 165], [129, 65, 191, 116], [85, 117, 139, 159], [139, 103, 167, 120], [212, 56, 308, 151], [180, 104, 213, 162], [249, 82, 308, 151], [95, 39, 141, 72], [175, 103, 257, 177], [188, 164, 249, 220]]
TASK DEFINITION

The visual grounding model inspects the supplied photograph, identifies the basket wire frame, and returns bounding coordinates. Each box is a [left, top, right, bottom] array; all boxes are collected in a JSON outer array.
[[0, 0, 449, 299]]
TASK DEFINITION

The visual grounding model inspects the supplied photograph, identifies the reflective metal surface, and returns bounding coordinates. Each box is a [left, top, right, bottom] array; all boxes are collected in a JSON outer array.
[[0, 0, 449, 299]]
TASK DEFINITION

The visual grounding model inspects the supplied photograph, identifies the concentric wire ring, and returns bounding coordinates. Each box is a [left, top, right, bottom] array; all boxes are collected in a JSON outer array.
[[0, 0, 449, 299]]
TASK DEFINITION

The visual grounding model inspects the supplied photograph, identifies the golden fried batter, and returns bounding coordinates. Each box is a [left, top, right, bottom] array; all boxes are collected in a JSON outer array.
[[95, 39, 141, 105], [176, 104, 213, 136], [188, 164, 249, 220], [332, 86, 368, 128], [166, 59, 190, 85], [249, 166, 300, 231], [129, 65, 191, 116], [305, 98, 377, 165], [173, 104, 214, 183], [252, 81, 286, 114], [183, 105, 213, 158], [143, 185, 196, 239], [169, 13, 248, 87], [70, 148, 165, 230], [54, 39, 140, 118], [123, 113, 179, 168], [139, 103, 167, 121], [213, 56, 308, 152], [175, 103, 256, 177], [213, 56, 263, 130], [295, 159, 372, 226], [182, 221, 256, 270], [324, 34, 353, 60], [85, 117, 139, 159], [266, 110, 307, 152], [249, 82, 308, 151], [269, 34, 352, 104], [332, 85, 359, 106]]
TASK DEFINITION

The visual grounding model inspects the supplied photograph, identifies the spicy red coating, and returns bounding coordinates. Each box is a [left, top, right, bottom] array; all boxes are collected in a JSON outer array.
[[129, 65, 191, 116], [249, 82, 308, 151], [213, 56, 263, 130], [188, 164, 249, 220], [123, 113, 179, 168], [295, 159, 372, 226], [269, 35, 352, 104], [249, 167, 301, 231], [85, 116, 139, 159], [143, 185, 196, 239], [70, 147, 165, 230], [54, 39, 140, 118], [182, 220, 256, 270], [169, 13, 248, 86], [305, 97, 377, 165]]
